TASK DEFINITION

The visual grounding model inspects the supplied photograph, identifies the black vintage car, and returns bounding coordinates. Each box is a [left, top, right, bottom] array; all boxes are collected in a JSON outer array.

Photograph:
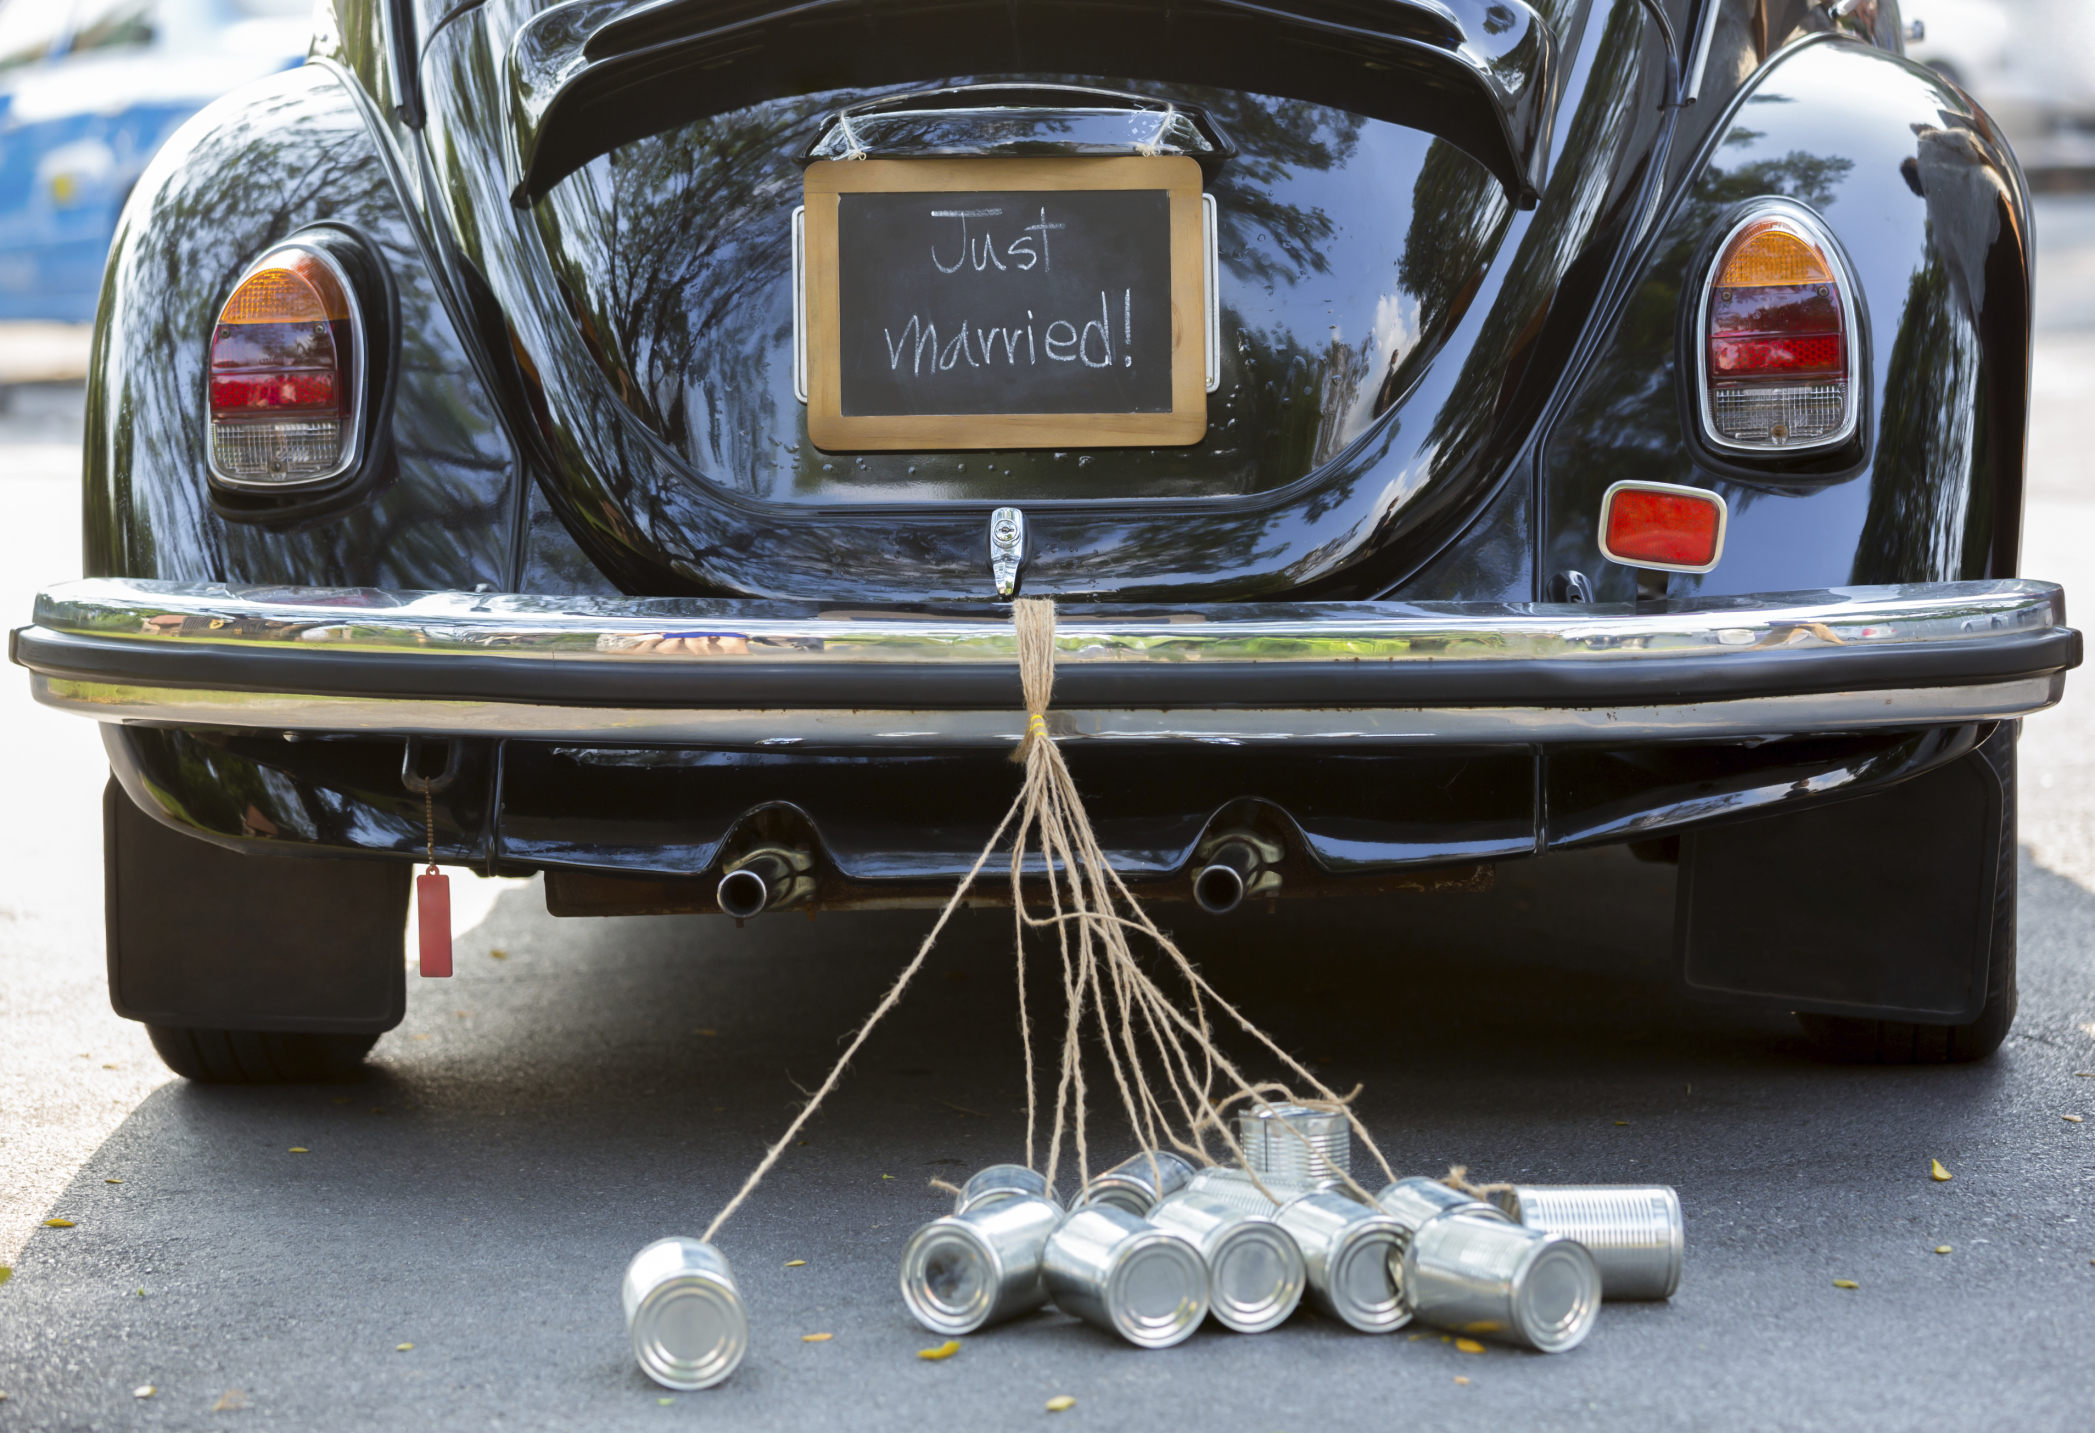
[[7, 0, 2077, 1080]]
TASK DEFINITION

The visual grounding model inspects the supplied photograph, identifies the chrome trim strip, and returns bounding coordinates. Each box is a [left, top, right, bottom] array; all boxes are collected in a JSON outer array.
[[27, 674, 2065, 744], [1683, 0, 1725, 105], [792, 203, 808, 405], [25, 578, 2066, 671], [1203, 192, 1220, 393]]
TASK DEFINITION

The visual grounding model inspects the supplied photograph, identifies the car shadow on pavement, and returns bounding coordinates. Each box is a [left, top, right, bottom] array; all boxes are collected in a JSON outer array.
[[5, 842, 2081, 1430]]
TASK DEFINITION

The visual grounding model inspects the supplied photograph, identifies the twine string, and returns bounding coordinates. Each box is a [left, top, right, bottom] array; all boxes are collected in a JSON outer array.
[[698, 597, 1418, 1246]]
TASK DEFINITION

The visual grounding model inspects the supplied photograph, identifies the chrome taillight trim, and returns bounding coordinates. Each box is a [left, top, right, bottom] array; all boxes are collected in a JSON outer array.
[[204, 238, 368, 494], [1693, 201, 1861, 457], [1597, 479, 1731, 574]]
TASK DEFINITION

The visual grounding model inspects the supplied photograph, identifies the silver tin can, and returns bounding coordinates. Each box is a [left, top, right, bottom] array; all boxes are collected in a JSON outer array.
[[1272, 1190, 1410, 1333], [1042, 1205, 1209, 1348], [1372, 1175, 1510, 1233], [1403, 1213, 1601, 1353], [1080, 1150, 1198, 1216], [1180, 1165, 1315, 1218], [1238, 1103, 1350, 1184], [900, 1195, 1063, 1335], [1492, 1185, 1684, 1300], [620, 1237, 747, 1391], [1150, 1189, 1306, 1333], [953, 1163, 1058, 1215]]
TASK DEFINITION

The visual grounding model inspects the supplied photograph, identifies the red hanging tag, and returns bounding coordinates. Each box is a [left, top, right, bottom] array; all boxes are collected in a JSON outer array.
[[418, 866, 452, 977]]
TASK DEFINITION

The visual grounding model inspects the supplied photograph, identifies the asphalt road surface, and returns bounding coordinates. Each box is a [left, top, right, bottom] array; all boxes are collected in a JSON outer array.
[[4, 200, 2094, 1431]]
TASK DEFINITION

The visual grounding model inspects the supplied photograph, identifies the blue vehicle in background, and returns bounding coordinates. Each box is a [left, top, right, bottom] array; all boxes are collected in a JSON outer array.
[[0, 0, 307, 323]]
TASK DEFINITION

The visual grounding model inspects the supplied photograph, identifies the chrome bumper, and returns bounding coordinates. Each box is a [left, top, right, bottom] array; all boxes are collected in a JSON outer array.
[[10, 578, 2078, 745]]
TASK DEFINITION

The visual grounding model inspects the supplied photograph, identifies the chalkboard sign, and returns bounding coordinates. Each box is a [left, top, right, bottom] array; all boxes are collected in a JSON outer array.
[[801, 157, 1207, 451]]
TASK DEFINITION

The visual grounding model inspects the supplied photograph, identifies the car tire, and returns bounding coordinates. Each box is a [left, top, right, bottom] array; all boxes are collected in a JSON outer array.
[[1795, 727, 2018, 1064], [144, 1026, 379, 1083]]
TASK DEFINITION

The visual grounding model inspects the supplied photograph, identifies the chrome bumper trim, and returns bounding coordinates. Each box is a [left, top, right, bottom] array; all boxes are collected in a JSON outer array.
[[13, 577, 2077, 743], [25, 674, 2066, 745]]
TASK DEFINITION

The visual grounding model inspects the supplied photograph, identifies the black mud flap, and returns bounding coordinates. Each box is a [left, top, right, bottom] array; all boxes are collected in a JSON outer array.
[[106, 779, 410, 1033], [1673, 736, 2006, 1024]]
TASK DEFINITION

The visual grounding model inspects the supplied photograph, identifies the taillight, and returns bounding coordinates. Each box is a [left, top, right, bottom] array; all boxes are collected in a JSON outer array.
[[1696, 208, 1857, 453], [1599, 480, 1727, 573], [207, 244, 363, 489]]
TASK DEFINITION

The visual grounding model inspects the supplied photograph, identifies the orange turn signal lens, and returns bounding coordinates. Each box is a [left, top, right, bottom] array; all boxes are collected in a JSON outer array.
[[1599, 481, 1727, 573], [1713, 222, 1834, 288]]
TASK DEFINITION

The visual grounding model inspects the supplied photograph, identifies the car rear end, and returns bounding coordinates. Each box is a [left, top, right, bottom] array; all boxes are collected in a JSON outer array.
[[10, 0, 2076, 1076]]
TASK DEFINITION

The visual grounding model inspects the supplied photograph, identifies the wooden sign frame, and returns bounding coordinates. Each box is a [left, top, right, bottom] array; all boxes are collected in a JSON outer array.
[[801, 156, 1208, 452]]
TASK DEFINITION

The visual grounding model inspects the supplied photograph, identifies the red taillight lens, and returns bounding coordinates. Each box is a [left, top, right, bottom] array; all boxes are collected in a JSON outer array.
[[1600, 481, 1727, 572], [1701, 215, 1854, 451], [207, 247, 358, 487]]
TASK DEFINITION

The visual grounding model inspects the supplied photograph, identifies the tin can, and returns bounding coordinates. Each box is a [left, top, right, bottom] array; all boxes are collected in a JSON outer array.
[[620, 1237, 748, 1391], [1371, 1175, 1510, 1233], [953, 1163, 1059, 1215], [1237, 1103, 1350, 1184], [1403, 1214, 1601, 1352], [1179, 1165, 1316, 1218], [1491, 1185, 1684, 1300], [1079, 1150, 1198, 1216], [1272, 1190, 1409, 1333], [1150, 1189, 1305, 1333], [1042, 1205, 1210, 1348], [900, 1195, 1063, 1335]]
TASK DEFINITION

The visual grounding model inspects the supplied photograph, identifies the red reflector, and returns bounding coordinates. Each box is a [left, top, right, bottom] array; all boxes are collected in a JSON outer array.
[[209, 370, 339, 412], [1710, 333, 1843, 375], [1601, 483, 1726, 571]]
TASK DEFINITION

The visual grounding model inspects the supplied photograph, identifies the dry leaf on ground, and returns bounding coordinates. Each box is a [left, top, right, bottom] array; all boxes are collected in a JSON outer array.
[[801, 1333, 833, 1342], [2063, 1115, 2084, 1123], [395, 1343, 413, 1352], [1935, 1245, 1952, 1254], [1930, 1160, 1952, 1181], [785, 1259, 806, 1267], [917, 1340, 961, 1361], [488, 949, 509, 960], [287, 1147, 308, 1154], [1833, 1279, 1859, 1289], [0, 1269, 9, 1286], [41, 1218, 74, 1228], [1454, 1376, 1471, 1385], [104, 1178, 121, 1184], [1046, 1395, 1076, 1412], [1455, 1338, 1485, 1354], [211, 1389, 246, 1412]]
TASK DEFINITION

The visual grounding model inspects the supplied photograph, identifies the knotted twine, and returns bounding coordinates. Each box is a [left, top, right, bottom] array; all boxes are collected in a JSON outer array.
[[699, 598, 1405, 1245]]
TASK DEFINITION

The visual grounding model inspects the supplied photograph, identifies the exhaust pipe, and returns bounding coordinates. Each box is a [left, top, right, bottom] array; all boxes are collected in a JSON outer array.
[[1193, 840, 1261, 915], [717, 851, 795, 920]]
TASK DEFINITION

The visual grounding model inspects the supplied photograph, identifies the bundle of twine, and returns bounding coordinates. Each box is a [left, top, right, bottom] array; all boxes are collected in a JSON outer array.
[[700, 598, 1423, 1245]]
